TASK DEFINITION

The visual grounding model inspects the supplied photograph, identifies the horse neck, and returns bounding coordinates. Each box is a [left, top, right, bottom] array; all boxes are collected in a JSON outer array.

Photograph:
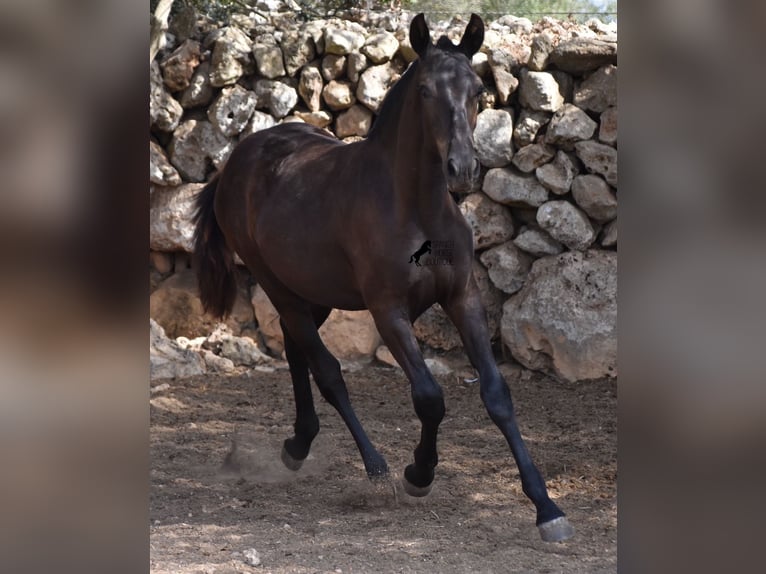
[[366, 64, 451, 223]]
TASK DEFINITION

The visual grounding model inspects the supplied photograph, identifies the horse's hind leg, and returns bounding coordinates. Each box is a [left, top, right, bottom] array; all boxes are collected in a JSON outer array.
[[370, 307, 444, 497], [279, 305, 331, 471], [278, 305, 389, 479]]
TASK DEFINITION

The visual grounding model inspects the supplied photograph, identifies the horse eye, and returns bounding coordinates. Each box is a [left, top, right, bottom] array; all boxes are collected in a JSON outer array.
[[419, 85, 433, 99]]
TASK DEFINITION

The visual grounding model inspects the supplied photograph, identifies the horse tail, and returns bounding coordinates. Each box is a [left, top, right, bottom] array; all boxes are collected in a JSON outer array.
[[192, 175, 237, 318]]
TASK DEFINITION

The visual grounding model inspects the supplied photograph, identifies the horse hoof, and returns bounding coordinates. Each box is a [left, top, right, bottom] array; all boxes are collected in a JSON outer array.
[[538, 516, 574, 542], [280, 445, 304, 471], [401, 476, 433, 498]]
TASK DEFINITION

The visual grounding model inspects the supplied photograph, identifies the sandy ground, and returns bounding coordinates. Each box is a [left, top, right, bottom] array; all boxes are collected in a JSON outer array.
[[150, 362, 616, 573]]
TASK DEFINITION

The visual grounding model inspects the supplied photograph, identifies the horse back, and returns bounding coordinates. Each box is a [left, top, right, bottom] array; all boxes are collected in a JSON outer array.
[[236, 123, 343, 178]]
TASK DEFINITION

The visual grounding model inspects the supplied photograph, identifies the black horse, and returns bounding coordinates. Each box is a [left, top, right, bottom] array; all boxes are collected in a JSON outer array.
[[193, 13, 573, 542], [408, 240, 432, 266]]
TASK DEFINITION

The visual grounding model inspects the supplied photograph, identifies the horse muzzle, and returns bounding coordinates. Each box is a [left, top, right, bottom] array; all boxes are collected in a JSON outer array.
[[446, 155, 481, 193]]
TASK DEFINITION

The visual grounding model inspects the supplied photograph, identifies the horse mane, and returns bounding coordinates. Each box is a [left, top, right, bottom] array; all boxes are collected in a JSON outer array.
[[366, 59, 419, 140]]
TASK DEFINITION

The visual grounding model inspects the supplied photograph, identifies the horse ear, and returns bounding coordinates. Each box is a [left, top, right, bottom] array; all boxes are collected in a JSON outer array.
[[410, 13, 430, 58], [458, 13, 484, 58]]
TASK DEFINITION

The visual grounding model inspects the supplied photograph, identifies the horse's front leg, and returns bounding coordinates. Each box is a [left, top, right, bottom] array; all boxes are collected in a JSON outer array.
[[442, 278, 574, 542], [370, 306, 444, 496]]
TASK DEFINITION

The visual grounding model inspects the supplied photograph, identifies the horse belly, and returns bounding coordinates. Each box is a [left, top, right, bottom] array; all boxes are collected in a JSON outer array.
[[255, 217, 366, 310]]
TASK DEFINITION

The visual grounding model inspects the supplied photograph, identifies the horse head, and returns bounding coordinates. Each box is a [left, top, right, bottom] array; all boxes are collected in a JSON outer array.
[[410, 13, 485, 194]]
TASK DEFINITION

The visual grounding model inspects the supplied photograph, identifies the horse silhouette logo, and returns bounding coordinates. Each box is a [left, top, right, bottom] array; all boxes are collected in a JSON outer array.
[[409, 240, 432, 266]]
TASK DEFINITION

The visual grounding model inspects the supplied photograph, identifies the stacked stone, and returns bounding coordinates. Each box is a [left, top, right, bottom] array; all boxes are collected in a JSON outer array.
[[150, 10, 617, 382]]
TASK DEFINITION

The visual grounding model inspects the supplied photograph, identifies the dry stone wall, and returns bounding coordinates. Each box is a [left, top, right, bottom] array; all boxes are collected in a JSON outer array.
[[150, 9, 617, 383]]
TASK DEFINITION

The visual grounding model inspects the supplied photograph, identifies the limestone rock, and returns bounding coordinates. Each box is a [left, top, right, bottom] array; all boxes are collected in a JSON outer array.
[[535, 150, 578, 195], [571, 174, 617, 222], [169, 119, 235, 182], [201, 349, 236, 373], [575, 140, 618, 186], [492, 67, 519, 106], [298, 65, 323, 112], [518, 70, 564, 112], [396, 28, 417, 62], [471, 52, 490, 77], [472, 259, 506, 340], [483, 167, 549, 207], [253, 43, 286, 79], [241, 110, 277, 138], [219, 335, 271, 367], [598, 106, 617, 145], [281, 33, 316, 76], [150, 141, 182, 186], [600, 218, 617, 248], [324, 28, 365, 56], [574, 65, 617, 113], [479, 241, 533, 295], [549, 38, 617, 75], [536, 200, 596, 251], [150, 268, 254, 339], [150, 319, 205, 380], [586, 17, 618, 36], [512, 143, 555, 173], [414, 305, 461, 351], [487, 46, 521, 106], [362, 31, 399, 64], [254, 79, 299, 119], [551, 70, 574, 104], [488, 45, 526, 76], [356, 62, 400, 113], [251, 284, 283, 355], [150, 183, 202, 252], [458, 193, 514, 250], [425, 358, 452, 377], [294, 110, 333, 129], [150, 61, 183, 132], [318, 310, 382, 361], [209, 26, 254, 87], [479, 88, 497, 112], [474, 109, 513, 168], [150, 251, 174, 275], [347, 52, 369, 83], [546, 104, 598, 149], [321, 54, 346, 81], [179, 61, 214, 109], [501, 250, 617, 381], [303, 20, 326, 55], [207, 85, 257, 137], [322, 80, 356, 111], [527, 32, 553, 71], [496, 15, 533, 35], [375, 345, 399, 368], [513, 110, 550, 148], [160, 39, 201, 92], [335, 104, 373, 138], [250, 285, 380, 360], [513, 227, 564, 257]]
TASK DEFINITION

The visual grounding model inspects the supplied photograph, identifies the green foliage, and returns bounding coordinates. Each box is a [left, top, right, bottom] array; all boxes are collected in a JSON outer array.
[[180, 0, 251, 20], [152, 0, 616, 22], [402, 0, 616, 22]]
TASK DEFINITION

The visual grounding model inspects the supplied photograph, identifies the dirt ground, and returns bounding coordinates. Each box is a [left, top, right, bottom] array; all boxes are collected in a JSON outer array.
[[150, 361, 617, 574]]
